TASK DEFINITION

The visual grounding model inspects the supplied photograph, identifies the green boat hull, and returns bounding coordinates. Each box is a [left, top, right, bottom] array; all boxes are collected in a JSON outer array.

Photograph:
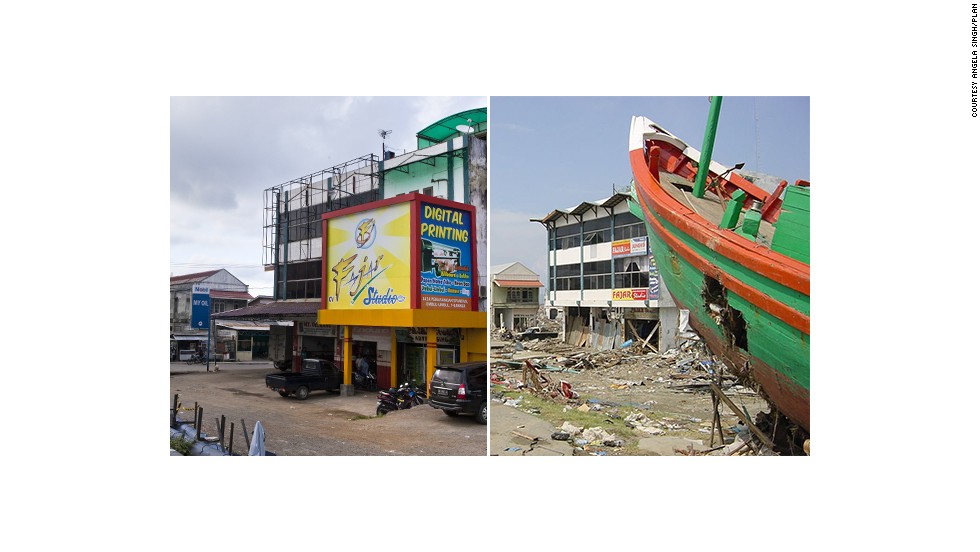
[[630, 190, 810, 431]]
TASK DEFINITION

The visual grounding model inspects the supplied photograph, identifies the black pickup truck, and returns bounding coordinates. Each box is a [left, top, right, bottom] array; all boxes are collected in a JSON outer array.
[[266, 358, 341, 400]]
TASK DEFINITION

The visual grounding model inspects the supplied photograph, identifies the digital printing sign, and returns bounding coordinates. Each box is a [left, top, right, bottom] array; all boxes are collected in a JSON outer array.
[[419, 203, 472, 310]]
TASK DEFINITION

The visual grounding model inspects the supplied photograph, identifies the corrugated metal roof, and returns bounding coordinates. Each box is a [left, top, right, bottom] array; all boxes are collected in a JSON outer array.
[[215, 321, 271, 332], [531, 193, 632, 225], [215, 300, 320, 320], [170, 269, 221, 285]]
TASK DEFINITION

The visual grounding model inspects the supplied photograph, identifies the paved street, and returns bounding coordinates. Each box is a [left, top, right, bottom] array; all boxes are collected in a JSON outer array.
[[170, 362, 486, 456]]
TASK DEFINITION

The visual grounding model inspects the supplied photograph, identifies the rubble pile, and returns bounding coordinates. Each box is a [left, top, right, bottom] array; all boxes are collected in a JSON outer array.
[[490, 328, 771, 455], [492, 336, 753, 397]]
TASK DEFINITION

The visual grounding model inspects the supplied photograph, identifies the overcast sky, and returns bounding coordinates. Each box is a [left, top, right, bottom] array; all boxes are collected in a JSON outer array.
[[170, 96, 486, 297], [488, 96, 810, 284]]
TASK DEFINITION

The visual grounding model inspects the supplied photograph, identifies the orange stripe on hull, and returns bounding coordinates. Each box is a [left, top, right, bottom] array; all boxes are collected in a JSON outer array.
[[629, 149, 810, 296], [634, 178, 810, 336]]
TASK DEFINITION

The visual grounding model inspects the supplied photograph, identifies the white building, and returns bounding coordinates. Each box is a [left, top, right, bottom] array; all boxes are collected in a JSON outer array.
[[532, 193, 681, 352], [489, 261, 543, 331]]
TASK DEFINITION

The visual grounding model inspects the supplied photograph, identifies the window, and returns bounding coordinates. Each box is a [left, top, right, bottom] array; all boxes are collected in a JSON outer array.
[[507, 289, 535, 303], [614, 256, 649, 288], [422, 186, 434, 196]]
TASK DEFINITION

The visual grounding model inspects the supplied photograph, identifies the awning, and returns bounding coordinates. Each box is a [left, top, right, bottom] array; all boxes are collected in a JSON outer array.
[[213, 300, 320, 321], [494, 279, 544, 288], [215, 322, 272, 332], [172, 335, 207, 341], [416, 107, 487, 148]]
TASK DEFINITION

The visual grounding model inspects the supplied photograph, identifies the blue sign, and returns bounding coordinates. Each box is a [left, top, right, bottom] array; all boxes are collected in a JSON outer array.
[[648, 256, 660, 300], [191, 285, 211, 329], [419, 203, 472, 310]]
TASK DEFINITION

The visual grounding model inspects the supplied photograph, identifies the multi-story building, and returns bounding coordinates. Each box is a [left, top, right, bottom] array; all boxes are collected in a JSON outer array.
[[220, 107, 487, 391], [489, 262, 543, 331], [533, 193, 682, 352]]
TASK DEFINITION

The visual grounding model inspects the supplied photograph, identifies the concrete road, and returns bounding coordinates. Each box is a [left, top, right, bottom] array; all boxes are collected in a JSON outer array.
[[170, 362, 486, 456], [488, 400, 574, 456]]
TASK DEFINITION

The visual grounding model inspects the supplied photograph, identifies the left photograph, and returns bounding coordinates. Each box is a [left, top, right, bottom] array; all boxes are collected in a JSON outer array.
[[170, 97, 488, 456]]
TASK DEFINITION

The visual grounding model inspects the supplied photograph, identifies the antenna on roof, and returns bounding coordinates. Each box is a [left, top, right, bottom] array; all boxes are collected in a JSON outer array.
[[378, 129, 392, 159]]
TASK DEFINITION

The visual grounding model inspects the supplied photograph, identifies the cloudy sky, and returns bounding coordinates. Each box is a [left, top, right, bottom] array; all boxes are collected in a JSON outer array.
[[488, 96, 810, 285], [170, 96, 487, 297]]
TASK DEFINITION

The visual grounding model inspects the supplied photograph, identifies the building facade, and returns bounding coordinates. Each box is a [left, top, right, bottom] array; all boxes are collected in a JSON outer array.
[[533, 193, 682, 352], [316, 192, 485, 392], [220, 107, 487, 390], [169, 269, 253, 360], [489, 262, 543, 331]]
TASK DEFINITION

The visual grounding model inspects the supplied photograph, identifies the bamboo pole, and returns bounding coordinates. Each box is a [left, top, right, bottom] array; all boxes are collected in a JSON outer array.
[[709, 381, 774, 449]]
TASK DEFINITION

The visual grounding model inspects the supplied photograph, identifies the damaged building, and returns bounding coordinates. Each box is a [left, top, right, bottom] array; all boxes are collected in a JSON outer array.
[[532, 193, 682, 353]]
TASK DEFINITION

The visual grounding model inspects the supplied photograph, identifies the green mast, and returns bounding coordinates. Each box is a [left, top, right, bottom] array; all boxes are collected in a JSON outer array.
[[692, 96, 722, 198]]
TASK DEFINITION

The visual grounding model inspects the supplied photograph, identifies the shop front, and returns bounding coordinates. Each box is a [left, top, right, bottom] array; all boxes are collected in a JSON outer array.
[[171, 334, 208, 361], [297, 322, 337, 362], [395, 327, 460, 386], [317, 193, 486, 395]]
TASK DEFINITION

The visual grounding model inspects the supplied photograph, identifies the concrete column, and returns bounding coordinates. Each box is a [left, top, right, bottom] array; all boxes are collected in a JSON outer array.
[[390, 328, 398, 388], [458, 327, 469, 361], [425, 327, 437, 387], [340, 325, 354, 396], [658, 306, 681, 352]]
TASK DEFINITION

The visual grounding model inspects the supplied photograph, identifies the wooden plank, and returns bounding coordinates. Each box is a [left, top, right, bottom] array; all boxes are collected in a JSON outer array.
[[709, 381, 774, 449], [642, 321, 661, 351]]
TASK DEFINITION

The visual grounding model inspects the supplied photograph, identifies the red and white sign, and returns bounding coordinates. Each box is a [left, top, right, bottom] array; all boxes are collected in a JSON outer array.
[[612, 288, 648, 301], [611, 237, 648, 258]]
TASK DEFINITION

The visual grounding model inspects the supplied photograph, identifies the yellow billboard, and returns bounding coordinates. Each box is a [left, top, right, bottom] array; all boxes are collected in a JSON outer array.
[[325, 202, 411, 310]]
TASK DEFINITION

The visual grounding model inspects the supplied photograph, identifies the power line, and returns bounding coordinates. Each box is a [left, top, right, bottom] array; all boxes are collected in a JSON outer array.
[[170, 262, 266, 269]]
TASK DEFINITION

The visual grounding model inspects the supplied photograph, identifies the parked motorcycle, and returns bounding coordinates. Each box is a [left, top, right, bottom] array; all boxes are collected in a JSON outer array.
[[404, 381, 426, 406], [354, 370, 377, 391], [376, 383, 418, 416], [185, 351, 206, 365]]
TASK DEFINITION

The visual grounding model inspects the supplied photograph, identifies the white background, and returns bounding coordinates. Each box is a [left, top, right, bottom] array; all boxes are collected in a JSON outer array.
[[2, 1, 975, 549]]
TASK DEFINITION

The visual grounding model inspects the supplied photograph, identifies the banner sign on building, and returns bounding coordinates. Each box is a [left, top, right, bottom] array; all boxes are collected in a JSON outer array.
[[325, 202, 411, 310], [191, 284, 211, 329], [419, 203, 472, 311], [648, 255, 660, 300], [611, 236, 648, 258], [396, 327, 460, 345], [612, 288, 648, 301], [297, 322, 338, 338]]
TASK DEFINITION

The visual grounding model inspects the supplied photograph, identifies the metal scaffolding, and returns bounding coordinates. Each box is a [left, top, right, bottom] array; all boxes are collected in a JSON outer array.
[[262, 154, 380, 300]]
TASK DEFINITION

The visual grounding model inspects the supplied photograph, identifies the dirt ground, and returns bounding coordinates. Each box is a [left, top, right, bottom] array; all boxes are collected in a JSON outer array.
[[489, 337, 771, 455], [169, 362, 486, 456]]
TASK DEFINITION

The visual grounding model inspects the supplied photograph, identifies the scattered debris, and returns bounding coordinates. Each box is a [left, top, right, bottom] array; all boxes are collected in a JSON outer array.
[[560, 422, 583, 436], [490, 320, 778, 455], [583, 427, 617, 444]]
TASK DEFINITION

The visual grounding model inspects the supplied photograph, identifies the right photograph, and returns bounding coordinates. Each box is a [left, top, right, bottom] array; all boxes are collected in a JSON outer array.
[[488, 97, 810, 456]]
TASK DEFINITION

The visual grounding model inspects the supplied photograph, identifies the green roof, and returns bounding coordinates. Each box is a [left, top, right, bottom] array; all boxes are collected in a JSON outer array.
[[416, 107, 487, 149]]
